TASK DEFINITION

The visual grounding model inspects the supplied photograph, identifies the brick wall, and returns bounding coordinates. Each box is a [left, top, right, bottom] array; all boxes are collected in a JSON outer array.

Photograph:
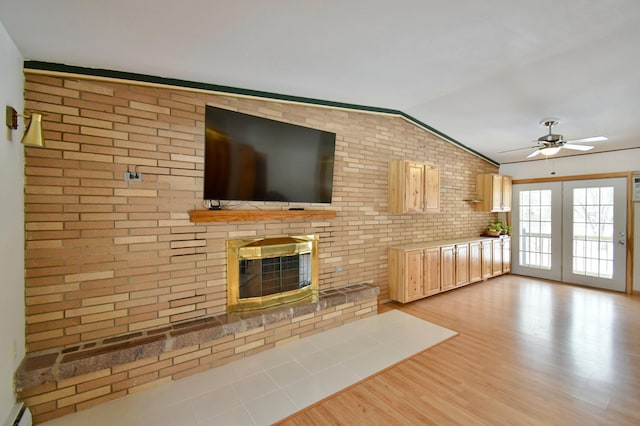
[[24, 72, 497, 355]]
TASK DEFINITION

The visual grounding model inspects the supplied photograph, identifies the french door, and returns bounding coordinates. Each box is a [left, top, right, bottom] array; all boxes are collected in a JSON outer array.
[[512, 178, 627, 292]]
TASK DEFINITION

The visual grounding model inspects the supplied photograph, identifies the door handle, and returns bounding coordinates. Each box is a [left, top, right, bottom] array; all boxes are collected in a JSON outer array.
[[618, 232, 626, 245]]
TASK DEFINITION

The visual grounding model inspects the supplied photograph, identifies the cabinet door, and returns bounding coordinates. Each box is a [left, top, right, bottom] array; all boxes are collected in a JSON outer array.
[[476, 174, 512, 212], [501, 176, 512, 212], [469, 241, 482, 283], [389, 160, 440, 214], [423, 247, 441, 296], [405, 162, 426, 213], [405, 249, 424, 301], [424, 166, 440, 213], [481, 239, 493, 279], [502, 237, 511, 273], [440, 245, 456, 291], [455, 243, 470, 286], [492, 239, 503, 276], [491, 174, 503, 212]]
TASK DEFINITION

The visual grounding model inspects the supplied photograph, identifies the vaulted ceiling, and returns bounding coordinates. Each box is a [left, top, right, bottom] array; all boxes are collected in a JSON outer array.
[[1, 0, 639, 164]]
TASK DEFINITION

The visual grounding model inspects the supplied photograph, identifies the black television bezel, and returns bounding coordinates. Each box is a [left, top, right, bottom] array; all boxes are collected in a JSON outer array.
[[203, 106, 336, 204]]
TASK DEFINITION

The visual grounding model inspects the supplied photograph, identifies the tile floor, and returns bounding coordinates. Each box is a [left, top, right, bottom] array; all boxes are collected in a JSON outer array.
[[41, 310, 456, 426]]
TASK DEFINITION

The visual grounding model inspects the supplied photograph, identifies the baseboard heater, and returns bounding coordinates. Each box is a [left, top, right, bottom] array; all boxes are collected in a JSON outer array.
[[3, 403, 32, 426]]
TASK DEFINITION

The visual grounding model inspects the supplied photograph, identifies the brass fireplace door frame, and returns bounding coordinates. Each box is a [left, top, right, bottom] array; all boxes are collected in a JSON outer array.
[[227, 235, 319, 312]]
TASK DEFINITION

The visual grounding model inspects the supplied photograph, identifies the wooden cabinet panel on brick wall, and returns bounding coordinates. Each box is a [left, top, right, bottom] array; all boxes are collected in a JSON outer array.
[[388, 247, 440, 303], [423, 247, 441, 297], [404, 249, 424, 301], [440, 244, 456, 291], [481, 239, 493, 279], [492, 238, 504, 276], [476, 174, 512, 212], [502, 237, 511, 273], [455, 243, 470, 287], [389, 237, 508, 304], [469, 240, 483, 283], [424, 166, 440, 213], [388, 248, 415, 303], [388, 160, 440, 214]]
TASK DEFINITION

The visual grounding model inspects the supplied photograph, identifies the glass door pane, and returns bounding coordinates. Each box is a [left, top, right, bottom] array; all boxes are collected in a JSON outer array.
[[562, 178, 626, 292], [511, 182, 562, 281]]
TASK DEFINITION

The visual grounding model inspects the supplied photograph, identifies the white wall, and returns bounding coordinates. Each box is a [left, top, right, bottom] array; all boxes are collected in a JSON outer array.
[[500, 149, 640, 291], [0, 20, 25, 421]]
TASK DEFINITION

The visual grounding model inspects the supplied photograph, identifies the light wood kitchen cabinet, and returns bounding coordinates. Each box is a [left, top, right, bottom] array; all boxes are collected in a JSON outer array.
[[481, 239, 493, 279], [490, 237, 511, 276], [455, 243, 470, 287], [441, 243, 470, 290], [440, 244, 456, 291], [388, 246, 440, 303], [469, 240, 483, 283], [404, 249, 424, 302], [476, 173, 512, 212], [502, 237, 511, 273], [388, 236, 511, 304], [423, 247, 441, 296], [388, 160, 440, 214], [492, 238, 504, 276]]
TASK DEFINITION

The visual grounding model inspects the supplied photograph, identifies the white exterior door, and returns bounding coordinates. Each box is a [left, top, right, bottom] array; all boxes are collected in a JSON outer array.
[[561, 178, 627, 291], [512, 178, 627, 292], [512, 183, 562, 281]]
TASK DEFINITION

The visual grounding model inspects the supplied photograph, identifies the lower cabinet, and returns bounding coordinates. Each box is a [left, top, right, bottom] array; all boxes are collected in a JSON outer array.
[[469, 240, 483, 284], [492, 238, 503, 276], [440, 244, 456, 291], [502, 238, 511, 273], [455, 243, 470, 287], [389, 246, 440, 303], [481, 239, 493, 280], [388, 237, 510, 303]]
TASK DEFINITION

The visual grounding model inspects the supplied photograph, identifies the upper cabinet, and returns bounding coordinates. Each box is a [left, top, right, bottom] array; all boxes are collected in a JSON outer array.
[[476, 173, 512, 212], [388, 160, 440, 214]]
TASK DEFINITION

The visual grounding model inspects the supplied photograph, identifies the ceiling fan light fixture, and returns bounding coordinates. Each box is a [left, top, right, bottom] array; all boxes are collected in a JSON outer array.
[[539, 146, 561, 156]]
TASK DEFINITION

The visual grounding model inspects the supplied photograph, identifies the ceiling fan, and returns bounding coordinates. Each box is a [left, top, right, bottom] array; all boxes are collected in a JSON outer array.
[[503, 119, 608, 158]]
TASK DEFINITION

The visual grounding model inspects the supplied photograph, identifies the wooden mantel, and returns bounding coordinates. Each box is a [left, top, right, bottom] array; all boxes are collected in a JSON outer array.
[[188, 209, 337, 223]]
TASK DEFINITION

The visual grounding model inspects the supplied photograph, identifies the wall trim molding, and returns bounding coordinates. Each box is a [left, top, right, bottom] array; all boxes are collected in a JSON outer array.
[[512, 171, 634, 185], [23, 60, 498, 166]]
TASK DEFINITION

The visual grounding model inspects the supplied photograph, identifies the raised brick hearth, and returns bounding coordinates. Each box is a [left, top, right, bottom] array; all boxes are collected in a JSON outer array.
[[17, 284, 378, 423]]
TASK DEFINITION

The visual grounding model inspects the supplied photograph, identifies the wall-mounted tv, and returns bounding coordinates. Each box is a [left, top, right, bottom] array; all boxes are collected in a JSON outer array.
[[204, 106, 336, 204]]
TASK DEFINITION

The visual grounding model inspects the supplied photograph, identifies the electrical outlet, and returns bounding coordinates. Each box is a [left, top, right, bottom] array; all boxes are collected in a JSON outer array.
[[124, 171, 142, 182], [336, 265, 344, 272]]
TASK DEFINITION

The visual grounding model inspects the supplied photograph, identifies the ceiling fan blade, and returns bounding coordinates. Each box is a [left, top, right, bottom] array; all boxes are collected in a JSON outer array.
[[564, 136, 608, 144], [563, 143, 594, 151], [527, 149, 542, 158], [499, 145, 539, 153]]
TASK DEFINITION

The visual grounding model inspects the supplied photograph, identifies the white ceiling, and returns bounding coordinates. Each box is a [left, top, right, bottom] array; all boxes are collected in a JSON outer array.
[[1, 0, 639, 164]]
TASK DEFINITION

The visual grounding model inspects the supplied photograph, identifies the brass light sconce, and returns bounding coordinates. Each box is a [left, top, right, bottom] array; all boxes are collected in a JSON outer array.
[[5, 106, 46, 147]]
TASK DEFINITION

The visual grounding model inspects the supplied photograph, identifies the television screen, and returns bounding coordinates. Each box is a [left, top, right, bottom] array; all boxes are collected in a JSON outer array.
[[204, 106, 336, 204]]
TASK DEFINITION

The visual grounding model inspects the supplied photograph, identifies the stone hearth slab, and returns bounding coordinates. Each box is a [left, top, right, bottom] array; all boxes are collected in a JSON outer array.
[[16, 283, 379, 392]]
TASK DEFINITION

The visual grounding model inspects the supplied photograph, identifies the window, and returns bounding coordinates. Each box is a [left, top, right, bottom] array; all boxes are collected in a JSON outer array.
[[572, 187, 614, 278], [518, 190, 552, 270]]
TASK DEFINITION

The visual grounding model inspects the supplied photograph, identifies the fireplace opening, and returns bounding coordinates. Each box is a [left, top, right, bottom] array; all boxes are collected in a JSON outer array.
[[239, 252, 311, 298], [227, 235, 318, 312]]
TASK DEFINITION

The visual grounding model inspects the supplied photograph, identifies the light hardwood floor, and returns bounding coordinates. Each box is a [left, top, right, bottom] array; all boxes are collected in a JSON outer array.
[[278, 275, 640, 425]]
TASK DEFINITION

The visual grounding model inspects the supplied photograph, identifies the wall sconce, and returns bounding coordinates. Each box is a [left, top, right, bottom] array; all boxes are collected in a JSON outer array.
[[5, 106, 46, 147]]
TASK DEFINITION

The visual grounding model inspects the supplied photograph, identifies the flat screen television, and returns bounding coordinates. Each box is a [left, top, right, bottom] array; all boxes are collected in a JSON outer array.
[[204, 106, 336, 204]]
